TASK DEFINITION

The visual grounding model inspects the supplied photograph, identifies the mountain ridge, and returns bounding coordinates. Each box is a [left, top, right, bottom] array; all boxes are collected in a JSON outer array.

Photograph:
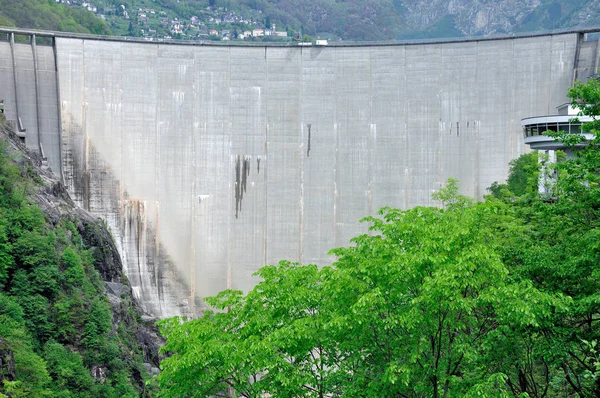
[[1, 0, 600, 42]]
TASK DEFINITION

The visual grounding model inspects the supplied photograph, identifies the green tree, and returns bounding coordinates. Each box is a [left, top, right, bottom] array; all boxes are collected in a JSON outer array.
[[82, 298, 112, 350], [324, 193, 565, 397], [158, 261, 337, 397], [0, 316, 51, 397], [483, 78, 600, 396], [520, 78, 600, 396], [43, 340, 94, 397], [61, 247, 85, 290], [0, 0, 110, 35], [488, 151, 540, 199], [157, 183, 564, 397]]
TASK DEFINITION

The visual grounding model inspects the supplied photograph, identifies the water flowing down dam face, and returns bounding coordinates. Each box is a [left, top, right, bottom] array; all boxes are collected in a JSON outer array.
[[1, 29, 598, 317]]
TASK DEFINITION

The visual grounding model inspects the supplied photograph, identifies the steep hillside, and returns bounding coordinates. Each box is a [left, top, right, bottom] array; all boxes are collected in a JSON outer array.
[[232, 0, 405, 40], [0, 0, 110, 34], [401, 0, 600, 37], [1, 0, 599, 41], [515, 0, 600, 33], [0, 116, 159, 397]]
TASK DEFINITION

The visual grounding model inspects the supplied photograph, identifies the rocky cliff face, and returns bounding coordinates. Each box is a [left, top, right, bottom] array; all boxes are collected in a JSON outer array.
[[0, 120, 163, 395], [400, 0, 600, 37], [402, 0, 540, 35]]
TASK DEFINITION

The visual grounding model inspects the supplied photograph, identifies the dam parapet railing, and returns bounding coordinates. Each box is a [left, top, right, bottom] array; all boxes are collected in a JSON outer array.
[[2, 25, 600, 48]]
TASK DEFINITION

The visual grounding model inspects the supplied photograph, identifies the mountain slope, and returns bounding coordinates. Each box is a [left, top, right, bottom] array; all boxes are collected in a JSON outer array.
[[233, 0, 405, 40], [128, 0, 600, 41], [0, 0, 110, 34], [2, 0, 599, 41], [0, 115, 158, 397], [401, 0, 600, 37]]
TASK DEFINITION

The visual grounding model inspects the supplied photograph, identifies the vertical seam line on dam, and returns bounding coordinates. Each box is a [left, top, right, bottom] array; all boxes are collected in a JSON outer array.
[[299, 46, 305, 264], [31, 35, 43, 157], [226, 46, 233, 291], [263, 47, 269, 269], [189, 45, 198, 315], [9, 33, 20, 130], [53, 37, 65, 184], [154, 43, 164, 316]]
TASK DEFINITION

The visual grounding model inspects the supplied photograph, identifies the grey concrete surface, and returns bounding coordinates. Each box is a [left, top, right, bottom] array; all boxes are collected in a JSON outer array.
[[14, 41, 39, 149], [0, 37, 61, 173], [0, 41, 17, 123], [0, 30, 596, 317], [36, 44, 61, 173]]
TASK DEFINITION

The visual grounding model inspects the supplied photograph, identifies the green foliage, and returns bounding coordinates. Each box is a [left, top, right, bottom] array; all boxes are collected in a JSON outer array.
[[0, 14, 15, 28], [0, 140, 151, 396], [327, 201, 566, 397], [17, 294, 53, 346], [54, 293, 81, 343], [0, 0, 110, 34], [43, 340, 94, 396], [0, 316, 51, 396], [157, 199, 564, 397], [489, 152, 540, 199], [507, 152, 540, 196], [0, 227, 13, 288], [158, 262, 333, 397], [62, 247, 86, 289], [82, 298, 112, 350], [0, 294, 23, 324], [432, 177, 473, 208]]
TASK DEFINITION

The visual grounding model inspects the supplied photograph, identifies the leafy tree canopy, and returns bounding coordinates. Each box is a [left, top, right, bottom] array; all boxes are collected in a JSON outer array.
[[0, 0, 110, 35]]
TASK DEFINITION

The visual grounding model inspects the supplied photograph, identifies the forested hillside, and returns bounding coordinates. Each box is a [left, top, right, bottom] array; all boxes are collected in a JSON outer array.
[[132, 0, 600, 40], [157, 80, 600, 397], [2, 0, 599, 41], [232, 0, 404, 40], [0, 116, 157, 397], [398, 0, 600, 38], [0, 0, 110, 34], [225, 0, 600, 39]]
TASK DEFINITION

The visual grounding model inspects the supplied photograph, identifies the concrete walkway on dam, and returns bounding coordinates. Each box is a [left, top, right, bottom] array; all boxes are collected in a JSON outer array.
[[1, 27, 599, 318]]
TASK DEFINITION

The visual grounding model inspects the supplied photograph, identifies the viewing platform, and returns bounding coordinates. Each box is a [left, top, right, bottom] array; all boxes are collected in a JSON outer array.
[[522, 103, 594, 150]]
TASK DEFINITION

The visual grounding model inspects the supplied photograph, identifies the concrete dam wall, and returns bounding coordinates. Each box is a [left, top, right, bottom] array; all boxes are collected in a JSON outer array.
[[1, 28, 598, 318]]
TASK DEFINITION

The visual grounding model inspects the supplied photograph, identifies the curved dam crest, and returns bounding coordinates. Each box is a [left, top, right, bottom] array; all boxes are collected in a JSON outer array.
[[1, 28, 598, 317]]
